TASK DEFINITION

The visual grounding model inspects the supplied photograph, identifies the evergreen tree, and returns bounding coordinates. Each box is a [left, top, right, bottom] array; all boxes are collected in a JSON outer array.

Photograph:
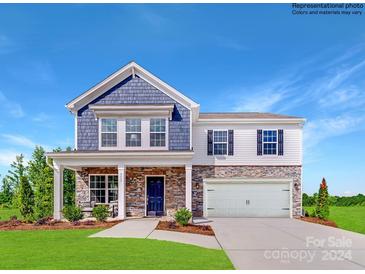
[[63, 147, 76, 206], [7, 154, 27, 207], [315, 178, 330, 220], [0, 176, 14, 206], [28, 146, 54, 219], [18, 175, 34, 221]]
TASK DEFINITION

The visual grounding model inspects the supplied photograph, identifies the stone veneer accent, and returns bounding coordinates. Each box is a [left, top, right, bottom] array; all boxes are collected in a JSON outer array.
[[125, 167, 185, 217], [191, 165, 302, 217], [76, 165, 301, 218], [76, 167, 118, 206], [76, 166, 186, 218]]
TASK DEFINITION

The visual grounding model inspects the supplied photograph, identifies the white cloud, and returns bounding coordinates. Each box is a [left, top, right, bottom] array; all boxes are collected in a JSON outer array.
[[0, 150, 28, 167], [0, 35, 15, 55], [1, 134, 36, 149], [304, 114, 365, 149], [33, 112, 51, 123], [0, 91, 24, 118], [234, 91, 286, 112]]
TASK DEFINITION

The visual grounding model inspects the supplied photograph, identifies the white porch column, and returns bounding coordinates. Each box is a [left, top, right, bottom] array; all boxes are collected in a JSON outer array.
[[118, 163, 126, 219], [185, 164, 192, 211], [53, 162, 64, 220]]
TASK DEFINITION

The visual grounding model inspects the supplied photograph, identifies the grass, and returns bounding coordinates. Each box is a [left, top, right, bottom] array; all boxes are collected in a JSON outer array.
[[305, 206, 365, 235], [0, 229, 233, 270], [0, 208, 21, 221]]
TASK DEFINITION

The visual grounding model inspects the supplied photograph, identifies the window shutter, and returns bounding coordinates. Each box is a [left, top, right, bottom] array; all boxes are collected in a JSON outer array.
[[228, 130, 234, 155], [207, 130, 213, 155], [257, 129, 262, 156], [278, 129, 284, 156]]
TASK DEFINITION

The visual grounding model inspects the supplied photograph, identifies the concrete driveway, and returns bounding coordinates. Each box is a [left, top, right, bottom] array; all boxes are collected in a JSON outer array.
[[210, 218, 365, 269]]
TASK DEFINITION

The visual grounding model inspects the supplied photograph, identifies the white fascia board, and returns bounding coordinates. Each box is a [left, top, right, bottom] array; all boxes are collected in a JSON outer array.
[[66, 62, 134, 113], [66, 61, 200, 113], [204, 177, 293, 184], [194, 118, 306, 125], [46, 151, 194, 159], [46, 151, 194, 168]]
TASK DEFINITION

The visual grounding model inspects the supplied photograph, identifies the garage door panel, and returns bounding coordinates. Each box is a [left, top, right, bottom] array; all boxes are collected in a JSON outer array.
[[206, 182, 291, 218]]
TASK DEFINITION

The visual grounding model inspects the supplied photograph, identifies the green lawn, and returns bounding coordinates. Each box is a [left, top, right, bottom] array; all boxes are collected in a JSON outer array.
[[0, 208, 21, 221], [0, 229, 233, 270], [305, 206, 365, 235]]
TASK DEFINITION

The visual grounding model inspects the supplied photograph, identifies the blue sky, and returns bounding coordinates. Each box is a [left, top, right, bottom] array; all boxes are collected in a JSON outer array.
[[0, 4, 364, 195]]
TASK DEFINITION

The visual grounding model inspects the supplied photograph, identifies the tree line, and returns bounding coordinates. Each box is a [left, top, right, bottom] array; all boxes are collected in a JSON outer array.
[[303, 192, 365, 207], [0, 146, 75, 221]]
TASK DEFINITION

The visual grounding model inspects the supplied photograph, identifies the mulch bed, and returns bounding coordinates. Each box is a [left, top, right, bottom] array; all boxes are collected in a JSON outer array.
[[156, 221, 215, 236], [299, 216, 337, 228], [0, 217, 121, 231]]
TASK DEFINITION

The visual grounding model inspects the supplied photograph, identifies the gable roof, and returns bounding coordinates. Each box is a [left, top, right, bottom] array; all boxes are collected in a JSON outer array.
[[66, 61, 200, 114]]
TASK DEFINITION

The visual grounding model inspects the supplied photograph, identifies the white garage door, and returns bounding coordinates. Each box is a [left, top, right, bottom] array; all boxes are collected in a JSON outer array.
[[205, 181, 291, 218]]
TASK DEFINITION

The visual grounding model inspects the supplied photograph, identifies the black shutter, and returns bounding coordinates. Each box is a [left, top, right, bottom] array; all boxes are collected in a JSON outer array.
[[207, 130, 213, 155], [257, 129, 262, 156], [278, 129, 284, 156], [228, 130, 234, 155]]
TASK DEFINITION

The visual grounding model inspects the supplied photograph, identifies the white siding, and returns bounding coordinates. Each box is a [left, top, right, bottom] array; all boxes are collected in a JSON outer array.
[[192, 123, 302, 166]]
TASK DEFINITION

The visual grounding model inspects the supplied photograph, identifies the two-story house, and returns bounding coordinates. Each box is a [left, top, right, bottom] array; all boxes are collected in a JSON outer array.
[[47, 62, 305, 220]]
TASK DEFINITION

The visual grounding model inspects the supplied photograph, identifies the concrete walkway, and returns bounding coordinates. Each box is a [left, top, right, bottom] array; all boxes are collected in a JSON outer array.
[[90, 218, 221, 249], [90, 218, 158, 238]]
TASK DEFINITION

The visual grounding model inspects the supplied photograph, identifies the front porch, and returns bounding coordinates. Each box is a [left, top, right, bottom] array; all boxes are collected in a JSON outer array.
[[48, 150, 194, 220]]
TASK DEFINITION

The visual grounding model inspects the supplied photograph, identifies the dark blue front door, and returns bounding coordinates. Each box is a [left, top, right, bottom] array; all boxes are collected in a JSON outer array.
[[147, 177, 164, 216]]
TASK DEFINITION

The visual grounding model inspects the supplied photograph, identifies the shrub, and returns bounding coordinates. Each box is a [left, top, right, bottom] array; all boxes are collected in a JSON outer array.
[[315, 178, 330, 220], [18, 176, 34, 221], [92, 205, 109, 222], [62, 205, 83, 222], [174, 208, 192, 226]]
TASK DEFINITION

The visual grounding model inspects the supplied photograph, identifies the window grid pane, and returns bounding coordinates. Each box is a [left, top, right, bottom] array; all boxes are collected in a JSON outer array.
[[213, 130, 228, 155], [150, 118, 166, 147], [126, 119, 142, 147], [90, 175, 118, 204], [263, 130, 278, 155], [101, 119, 117, 133]]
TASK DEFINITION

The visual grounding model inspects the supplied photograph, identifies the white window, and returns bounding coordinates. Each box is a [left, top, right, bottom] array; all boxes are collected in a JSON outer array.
[[126, 118, 141, 147], [263, 130, 277, 155], [90, 175, 118, 204], [101, 119, 117, 147], [213, 130, 227, 155], [150, 118, 166, 147]]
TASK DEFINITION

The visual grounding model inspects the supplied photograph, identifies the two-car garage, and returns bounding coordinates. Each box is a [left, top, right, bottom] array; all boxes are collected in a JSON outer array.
[[204, 178, 292, 218]]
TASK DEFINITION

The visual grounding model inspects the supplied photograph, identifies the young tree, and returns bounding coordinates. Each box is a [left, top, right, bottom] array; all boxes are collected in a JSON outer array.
[[0, 176, 14, 206], [63, 147, 76, 206], [18, 176, 34, 221], [315, 178, 330, 220], [7, 154, 27, 208], [28, 146, 54, 219]]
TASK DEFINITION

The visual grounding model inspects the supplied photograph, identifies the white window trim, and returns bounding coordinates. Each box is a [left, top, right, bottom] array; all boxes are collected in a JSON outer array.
[[98, 116, 169, 150], [262, 129, 278, 156], [150, 118, 168, 147], [125, 118, 142, 147], [213, 129, 228, 156], [99, 118, 118, 150], [89, 174, 118, 204]]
